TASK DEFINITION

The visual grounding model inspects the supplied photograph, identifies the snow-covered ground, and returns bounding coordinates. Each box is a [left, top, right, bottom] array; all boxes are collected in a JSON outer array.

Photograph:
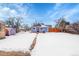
[[32, 32, 79, 56], [0, 32, 79, 56], [0, 31, 36, 52]]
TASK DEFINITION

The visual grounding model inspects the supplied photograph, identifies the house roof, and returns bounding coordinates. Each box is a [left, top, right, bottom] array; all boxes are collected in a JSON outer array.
[[41, 25, 47, 27]]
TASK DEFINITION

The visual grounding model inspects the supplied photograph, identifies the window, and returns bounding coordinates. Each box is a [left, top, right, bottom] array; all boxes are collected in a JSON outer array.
[[33, 28, 35, 29]]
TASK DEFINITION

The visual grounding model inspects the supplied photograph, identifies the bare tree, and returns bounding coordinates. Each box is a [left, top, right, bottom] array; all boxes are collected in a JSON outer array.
[[6, 17, 15, 28], [55, 17, 70, 32], [15, 16, 23, 33], [5, 16, 23, 33]]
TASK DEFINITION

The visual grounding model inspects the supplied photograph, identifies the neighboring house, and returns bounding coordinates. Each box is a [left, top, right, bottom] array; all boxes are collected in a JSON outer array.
[[31, 25, 48, 33], [5, 27, 16, 36], [5, 25, 16, 36], [0, 20, 5, 39]]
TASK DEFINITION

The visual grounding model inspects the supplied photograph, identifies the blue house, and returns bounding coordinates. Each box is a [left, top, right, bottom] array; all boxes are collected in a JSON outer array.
[[31, 25, 48, 33]]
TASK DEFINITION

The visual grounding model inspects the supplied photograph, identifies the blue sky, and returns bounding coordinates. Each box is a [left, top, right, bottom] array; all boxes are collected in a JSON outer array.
[[0, 3, 79, 26]]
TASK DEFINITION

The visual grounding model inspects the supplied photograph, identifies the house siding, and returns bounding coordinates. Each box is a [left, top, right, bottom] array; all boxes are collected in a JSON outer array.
[[31, 27, 48, 33]]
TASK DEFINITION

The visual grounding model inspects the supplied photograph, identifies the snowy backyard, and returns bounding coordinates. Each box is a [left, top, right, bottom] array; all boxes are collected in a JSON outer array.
[[32, 32, 79, 56], [0, 32, 36, 52], [0, 32, 79, 56]]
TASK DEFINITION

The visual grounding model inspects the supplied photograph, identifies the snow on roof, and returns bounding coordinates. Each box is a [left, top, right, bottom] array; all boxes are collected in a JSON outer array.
[[41, 25, 48, 27], [32, 24, 48, 28]]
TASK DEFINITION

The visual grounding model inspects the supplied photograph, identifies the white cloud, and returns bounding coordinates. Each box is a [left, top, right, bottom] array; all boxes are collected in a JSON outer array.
[[49, 11, 59, 18], [53, 3, 62, 10], [10, 9, 18, 17], [0, 6, 18, 18], [46, 3, 62, 18], [64, 5, 79, 18], [0, 4, 32, 19], [47, 4, 79, 21]]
